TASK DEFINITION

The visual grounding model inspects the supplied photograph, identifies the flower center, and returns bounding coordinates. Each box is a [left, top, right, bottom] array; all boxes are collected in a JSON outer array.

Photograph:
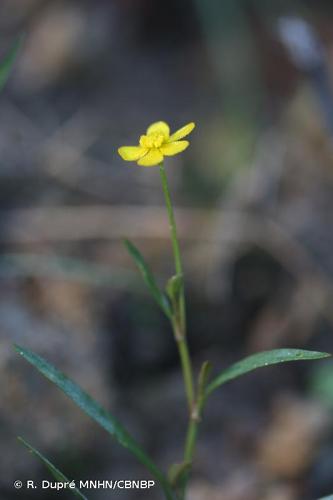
[[140, 133, 165, 149]]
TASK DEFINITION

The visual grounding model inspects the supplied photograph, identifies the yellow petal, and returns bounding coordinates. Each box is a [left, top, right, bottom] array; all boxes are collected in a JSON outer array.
[[146, 121, 170, 139], [137, 149, 163, 167], [169, 122, 195, 142], [160, 140, 189, 156], [118, 146, 147, 161]]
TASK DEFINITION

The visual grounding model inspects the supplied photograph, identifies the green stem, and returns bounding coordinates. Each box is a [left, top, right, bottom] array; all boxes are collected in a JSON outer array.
[[176, 335, 195, 408], [159, 163, 186, 332], [181, 395, 205, 498], [159, 163, 194, 410], [184, 415, 199, 463], [159, 163, 197, 499], [180, 362, 211, 498], [177, 412, 200, 500]]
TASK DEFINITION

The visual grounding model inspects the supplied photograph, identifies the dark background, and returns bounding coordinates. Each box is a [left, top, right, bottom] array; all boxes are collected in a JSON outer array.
[[1, 1, 333, 499]]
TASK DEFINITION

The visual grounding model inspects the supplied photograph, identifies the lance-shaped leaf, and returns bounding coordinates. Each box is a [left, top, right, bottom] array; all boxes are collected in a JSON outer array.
[[319, 496, 333, 500], [206, 349, 330, 396], [166, 274, 183, 303], [14, 345, 174, 500], [18, 437, 87, 499], [197, 361, 212, 397], [124, 239, 172, 318], [0, 36, 23, 92]]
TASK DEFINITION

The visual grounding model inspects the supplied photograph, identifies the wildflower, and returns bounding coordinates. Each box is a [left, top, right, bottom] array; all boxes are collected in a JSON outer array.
[[118, 121, 195, 167]]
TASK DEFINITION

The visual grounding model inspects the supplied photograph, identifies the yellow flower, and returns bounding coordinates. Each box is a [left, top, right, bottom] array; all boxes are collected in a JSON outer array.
[[118, 121, 195, 167]]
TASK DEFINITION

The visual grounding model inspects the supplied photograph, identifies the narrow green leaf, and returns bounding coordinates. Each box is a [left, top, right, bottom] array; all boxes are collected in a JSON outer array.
[[198, 360, 212, 396], [166, 274, 183, 303], [124, 239, 172, 318], [15, 345, 174, 500], [166, 274, 183, 319], [206, 349, 331, 396], [18, 437, 87, 499], [318, 496, 333, 500], [0, 36, 23, 92]]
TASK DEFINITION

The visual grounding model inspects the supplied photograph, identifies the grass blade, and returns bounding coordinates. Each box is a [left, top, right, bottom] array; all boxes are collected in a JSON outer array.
[[0, 36, 23, 92], [206, 349, 330, 396], [18, 437, 88, 499], [15, 345, 174, 500], [124, 239, 172, 318]]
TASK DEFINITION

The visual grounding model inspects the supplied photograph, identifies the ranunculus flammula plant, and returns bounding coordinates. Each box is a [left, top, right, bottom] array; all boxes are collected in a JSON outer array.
[[118, 121, 195, 166], [2, 31, 330, 500], [12, 102, 330, 500]]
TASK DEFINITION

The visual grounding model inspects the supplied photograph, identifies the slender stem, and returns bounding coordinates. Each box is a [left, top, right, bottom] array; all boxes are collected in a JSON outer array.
[[159, 164, 183, 276], [181, 395, 205, 498], [176, 335, 195, 407], [184, 416, 199, 463], [177, 411, 200, 500], [159, 164, 186, 332], [159, 163, 198, 499], [180, 364, 211, 498], [159, 163, 194, 410]]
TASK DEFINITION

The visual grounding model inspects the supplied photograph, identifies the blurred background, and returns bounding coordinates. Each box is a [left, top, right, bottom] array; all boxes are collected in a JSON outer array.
[[1, 1, 333, 499]]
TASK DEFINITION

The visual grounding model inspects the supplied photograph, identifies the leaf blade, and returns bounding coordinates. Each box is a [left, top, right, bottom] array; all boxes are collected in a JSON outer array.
[[206, 349, 330, 396], [124, 239, 172, 317], [0, 36, 23, 92], [15, 345, 174, 500], [18, 437, 88, 499]]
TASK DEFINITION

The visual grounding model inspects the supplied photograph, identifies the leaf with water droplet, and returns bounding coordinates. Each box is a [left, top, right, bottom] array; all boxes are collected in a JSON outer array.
[[206, 348, 330, 396]]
